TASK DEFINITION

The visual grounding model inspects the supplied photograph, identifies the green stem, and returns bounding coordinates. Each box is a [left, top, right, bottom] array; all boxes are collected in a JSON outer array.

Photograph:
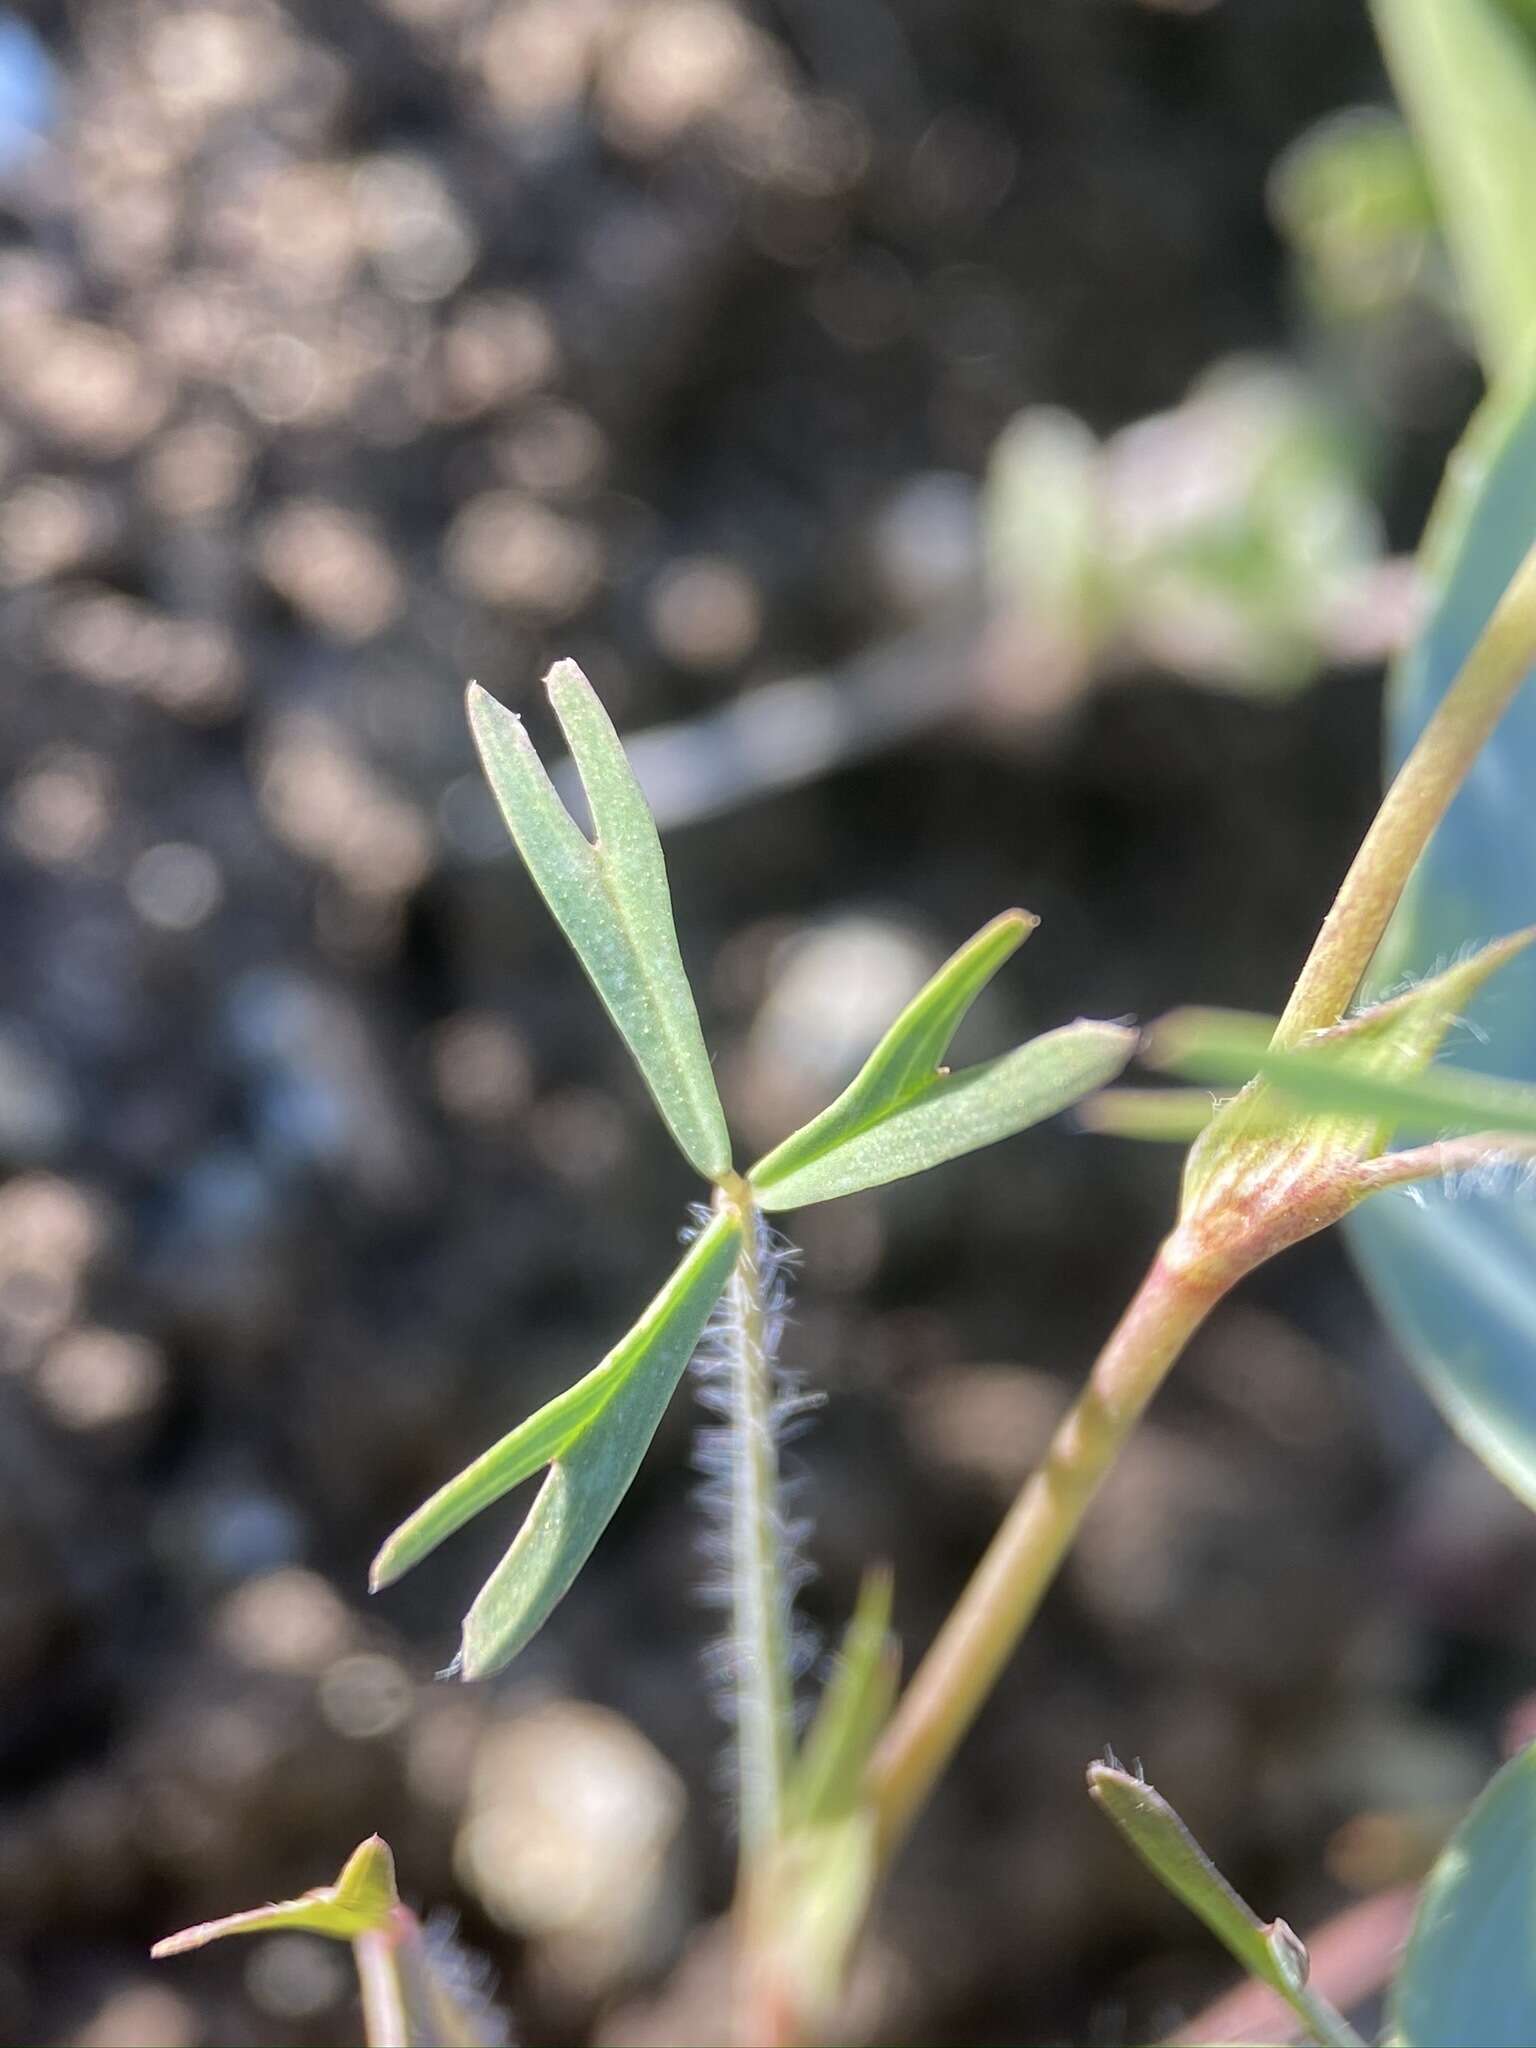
[[869, 1234, 1228, 1855], [715, 1177, 795, 1869], [1275, 534, 1536, 1046]]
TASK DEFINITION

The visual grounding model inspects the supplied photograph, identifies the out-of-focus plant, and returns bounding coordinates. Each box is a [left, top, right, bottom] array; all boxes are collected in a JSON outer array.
[[983, 358, 1389, 700], [154, 7, 1536, 2044], [1076, 6, 1536, 2040], [152, 1837, 506, 2047], [1271, 107, 1442, 333], [1370, 0, 1536, 383]]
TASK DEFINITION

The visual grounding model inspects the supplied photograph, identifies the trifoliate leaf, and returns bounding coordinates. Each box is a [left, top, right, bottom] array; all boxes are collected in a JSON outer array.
[[748, 912, 1133, 1209]]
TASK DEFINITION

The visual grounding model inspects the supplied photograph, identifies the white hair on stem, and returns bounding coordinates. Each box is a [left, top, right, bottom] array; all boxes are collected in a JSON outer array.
[[684, 1202, 823, 1842]]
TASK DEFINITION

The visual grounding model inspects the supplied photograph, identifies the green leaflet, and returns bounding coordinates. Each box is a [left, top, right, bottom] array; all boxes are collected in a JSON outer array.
[[371, 1209, 741, 1673], [152, 1836, 400, 1953], [1371, 0, 1536, 382], [455, 1209, 742, 1679], [1390, 1740, 1536, 2048], [1088, 1764, 1363, 2048], [468, 665, 731, 1182], [748, 912, 1135, 1209]]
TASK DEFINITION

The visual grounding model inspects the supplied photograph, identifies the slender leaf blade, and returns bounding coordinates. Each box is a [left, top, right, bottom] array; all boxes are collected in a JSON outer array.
[[468, 666, 730, 1181], [752, 1018, 1135, 1211], [456, 1208, 742, 1678], [372, 1338, 645, 1593], [1088, 1764, 1362, 2048], [1390, 1740, 1536, 2048], [152, 1837, 399, 1955]]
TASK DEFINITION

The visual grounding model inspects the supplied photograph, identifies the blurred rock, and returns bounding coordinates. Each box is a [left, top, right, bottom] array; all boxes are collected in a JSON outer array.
[[456, 1699, 689, 2008], [0, 1020, 78, 1162]]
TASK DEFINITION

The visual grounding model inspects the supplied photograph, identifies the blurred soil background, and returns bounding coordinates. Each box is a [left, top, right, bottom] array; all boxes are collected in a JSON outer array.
[[0, 2, 1530, 2043]]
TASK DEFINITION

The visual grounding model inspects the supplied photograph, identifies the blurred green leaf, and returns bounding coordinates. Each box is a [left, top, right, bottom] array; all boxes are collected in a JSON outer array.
[[1345, 377, 1536, 1509], [1077, 1085, 1218, 1143], [1087, 1764, 1363, 2048], [453, 1207, 742, 1679], [750, 1571, 898, 2042], [1355, 1194, 1536, 1511], [787, 1568, 899, 1831], [1391, 1740, 1536, 2047], [1372, 0, 1536, 380], [1270, 107, 1438, 325], [468, 665, 731, 1182], [749, 914, 1134, 1209], [752, 1809, 880, 2037], [985, 408, 1108, 652], [152, 1836, 399, 1954], [1148, 945, 1536, 1151], [985, 365, 1384, 700]]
